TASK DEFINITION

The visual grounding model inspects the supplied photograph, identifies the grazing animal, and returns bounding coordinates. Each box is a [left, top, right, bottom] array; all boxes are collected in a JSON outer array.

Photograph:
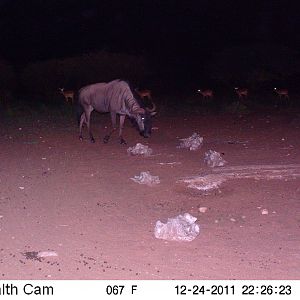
[[197, 89, 214, 100], [234, 87, 248, 101], [274, 88, 289, 101], [77, 79, 156, 144], [59, 88, 75, 103]]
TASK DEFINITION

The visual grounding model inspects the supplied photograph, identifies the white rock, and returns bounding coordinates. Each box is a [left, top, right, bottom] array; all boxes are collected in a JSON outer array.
[[178, 133, 204, 151], [131, 171, 160, 185], [199, 207, 208, 213], [204, 150, 227, 168], [127, 143, 153, 156], [37, 251, 58, 258]]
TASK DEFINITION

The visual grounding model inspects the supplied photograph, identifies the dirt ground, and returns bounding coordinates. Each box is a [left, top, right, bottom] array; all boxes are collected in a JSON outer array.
[[0, 111, 300, 280]]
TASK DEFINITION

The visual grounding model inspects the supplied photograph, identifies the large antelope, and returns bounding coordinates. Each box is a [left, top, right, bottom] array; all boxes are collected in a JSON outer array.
[[197, 89, 214, 100], [274, 88, 289, 101], [78, 79, 156, 144], [59, 88, 75, 103], [234, 87, 248, 101]]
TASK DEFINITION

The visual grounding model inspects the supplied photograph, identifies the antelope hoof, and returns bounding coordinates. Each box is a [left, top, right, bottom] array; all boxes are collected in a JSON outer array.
[[103, 135, 110, 144], [79, 136, 83, 141], [120, 138, 127, 145], [90, 138, 95, 143]]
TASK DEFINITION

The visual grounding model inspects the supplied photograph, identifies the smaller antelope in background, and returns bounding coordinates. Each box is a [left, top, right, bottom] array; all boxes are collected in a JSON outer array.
[[234, 87, 248, 101], [59, 88, 75, 103], [135, 88, 152, 100], [274, 88, 289, 101], [197, 89, 214, 100]]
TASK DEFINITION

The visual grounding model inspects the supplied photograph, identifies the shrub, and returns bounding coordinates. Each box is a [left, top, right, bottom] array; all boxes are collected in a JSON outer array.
[[20, 51, 151, 103]]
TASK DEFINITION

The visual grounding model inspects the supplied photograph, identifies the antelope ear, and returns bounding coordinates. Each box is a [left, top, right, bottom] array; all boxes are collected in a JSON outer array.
[[133, 107, 145, 114], [150, 111, 157, 116]]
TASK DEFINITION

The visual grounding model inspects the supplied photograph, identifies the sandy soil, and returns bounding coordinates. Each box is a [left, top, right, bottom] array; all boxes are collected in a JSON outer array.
[[0, 111, 299, 279]]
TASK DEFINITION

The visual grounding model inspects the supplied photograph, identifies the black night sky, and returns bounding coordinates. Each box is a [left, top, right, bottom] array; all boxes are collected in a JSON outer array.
[[0, 0, 300, 89]]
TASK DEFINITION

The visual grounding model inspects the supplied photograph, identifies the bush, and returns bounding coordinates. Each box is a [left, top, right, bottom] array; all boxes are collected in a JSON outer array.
[[20, 51, 151, 103], [0, 59, 16, 114], [0, 59, 15, 90], [207, 43, 300, 89]]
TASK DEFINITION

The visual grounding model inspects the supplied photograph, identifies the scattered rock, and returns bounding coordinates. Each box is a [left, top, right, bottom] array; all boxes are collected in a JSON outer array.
[[204, 150, 227, 167], [37, 251, 58, 258], [154, 213, 200, 242], [127, 143, 153, 156], [182, 174, 227, 191], [131, 171, 160, 186], [199, 207, 208, 213], [22, 251, 58, 261], [178, 133, 204, 151]]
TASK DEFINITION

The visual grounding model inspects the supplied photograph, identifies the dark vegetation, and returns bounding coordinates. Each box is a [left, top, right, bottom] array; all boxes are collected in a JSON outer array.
[[0, 44, 300, 119]]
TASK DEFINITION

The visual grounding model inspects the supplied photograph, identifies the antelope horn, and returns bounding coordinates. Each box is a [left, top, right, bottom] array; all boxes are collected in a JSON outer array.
[[146, 102, 156, 112]]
